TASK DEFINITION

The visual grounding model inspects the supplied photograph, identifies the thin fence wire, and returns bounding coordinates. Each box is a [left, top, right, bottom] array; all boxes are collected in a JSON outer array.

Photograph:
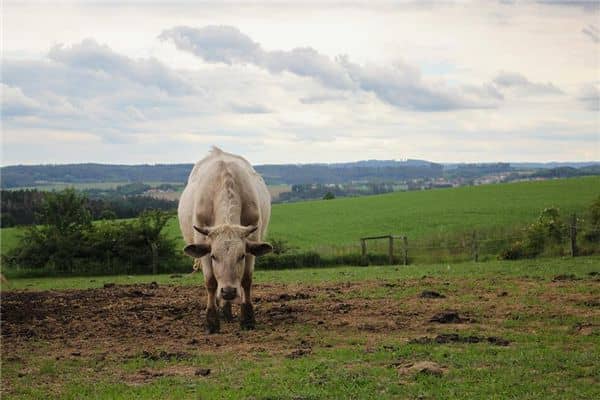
[[315, 231, 568, 264]]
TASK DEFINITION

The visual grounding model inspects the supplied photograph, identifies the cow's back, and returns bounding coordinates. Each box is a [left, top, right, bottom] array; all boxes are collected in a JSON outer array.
[[178, 148, 271, 245]]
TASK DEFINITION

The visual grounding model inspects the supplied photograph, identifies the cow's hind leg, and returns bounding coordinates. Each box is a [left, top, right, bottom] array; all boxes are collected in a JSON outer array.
[[240, 265, 255, 330], [205, 275, 220, 334]]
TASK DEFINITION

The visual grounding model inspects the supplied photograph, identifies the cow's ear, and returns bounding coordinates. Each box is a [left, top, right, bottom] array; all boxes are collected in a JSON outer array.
[[193, 226, 212, 236], [184, 243, 211, 258], [246, 241, 273, 257]]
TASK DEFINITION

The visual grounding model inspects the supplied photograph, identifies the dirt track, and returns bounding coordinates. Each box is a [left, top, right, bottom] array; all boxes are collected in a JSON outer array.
[[1, 277, 597, 362]]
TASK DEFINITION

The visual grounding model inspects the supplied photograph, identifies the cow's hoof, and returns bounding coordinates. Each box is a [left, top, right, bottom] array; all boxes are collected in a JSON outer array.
[[221, 302, 234, 322], [240, 303, 255, 330], [205, 308, 220, 334]]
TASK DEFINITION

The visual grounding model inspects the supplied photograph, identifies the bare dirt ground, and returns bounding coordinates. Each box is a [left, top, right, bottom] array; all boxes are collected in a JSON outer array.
[[2, 276, 598, 365]]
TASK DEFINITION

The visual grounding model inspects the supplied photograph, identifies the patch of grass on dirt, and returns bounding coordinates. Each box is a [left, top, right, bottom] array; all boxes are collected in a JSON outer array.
[[3, 255, 599, 292]]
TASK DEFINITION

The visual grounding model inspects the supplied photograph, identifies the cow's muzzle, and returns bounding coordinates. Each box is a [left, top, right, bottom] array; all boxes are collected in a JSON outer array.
[[221, 286, 238, 301]]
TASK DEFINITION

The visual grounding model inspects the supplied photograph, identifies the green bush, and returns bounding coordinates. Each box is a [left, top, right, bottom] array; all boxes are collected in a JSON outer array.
[[499, 207, 573, 260], [3, 189, 182, 275], [269, 238, 297, 255], [582, 196, 600, 243], [499, 241, 525, 260]]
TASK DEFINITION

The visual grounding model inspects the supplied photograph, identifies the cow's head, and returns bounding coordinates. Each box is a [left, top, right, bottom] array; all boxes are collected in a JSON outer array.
[[183, 224, 272, 302]]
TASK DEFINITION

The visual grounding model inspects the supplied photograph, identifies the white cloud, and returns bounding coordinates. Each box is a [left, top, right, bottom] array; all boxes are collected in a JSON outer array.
[[492, 71, 564, 96], [48, 39, 193, 95], [1, 83, 41, 117], [582, 24, 599, 44], [160, 25, 500, 111], [577, 83, 600, 111]]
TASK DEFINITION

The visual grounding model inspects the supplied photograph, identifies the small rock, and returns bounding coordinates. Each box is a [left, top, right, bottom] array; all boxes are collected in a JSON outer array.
[[71, 351, 81, 357], [148, 281, 159, 289]]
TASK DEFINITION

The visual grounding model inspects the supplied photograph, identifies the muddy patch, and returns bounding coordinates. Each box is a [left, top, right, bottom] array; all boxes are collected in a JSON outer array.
[[267, 292, 311, 302], [126, 365, 208, 385], [552, 274, 578, 282], [410, 333, 510, 346], [1, 277, 596, 367]]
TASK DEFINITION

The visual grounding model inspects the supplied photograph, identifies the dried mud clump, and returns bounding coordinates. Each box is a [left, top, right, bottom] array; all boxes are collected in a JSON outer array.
[[141, 350, 191, 361], [397, 361, 447, 377], [195, 368, 211, 376], [419, 290, 446, 299], [429, 311, 463, 323], [287, 348, 312, 359]]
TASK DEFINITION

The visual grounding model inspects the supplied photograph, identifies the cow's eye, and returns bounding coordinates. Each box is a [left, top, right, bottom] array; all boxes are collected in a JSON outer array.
[[238, 254, 245, 261], [211, 254, 217, 261]]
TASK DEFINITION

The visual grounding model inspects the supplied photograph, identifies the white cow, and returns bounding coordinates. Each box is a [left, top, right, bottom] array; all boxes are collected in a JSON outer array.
[[178, 147, 272, 333]]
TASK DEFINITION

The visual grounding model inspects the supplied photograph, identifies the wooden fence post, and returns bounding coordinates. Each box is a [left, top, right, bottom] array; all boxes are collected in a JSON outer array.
[[472, 231, 479, 262], [570, 213, 578, 257], [360, 239, 367, 265], [403, 236, 408, 265], [388, 235, 394, 265], [151, 242, 158, 274]]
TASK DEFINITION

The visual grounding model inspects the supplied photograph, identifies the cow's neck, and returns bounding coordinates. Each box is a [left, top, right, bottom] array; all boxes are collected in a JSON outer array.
[[213, 169, 242, 225]]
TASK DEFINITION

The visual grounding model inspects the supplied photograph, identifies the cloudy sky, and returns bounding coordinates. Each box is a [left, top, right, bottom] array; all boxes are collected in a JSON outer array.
[[1, 0, 599, 165]]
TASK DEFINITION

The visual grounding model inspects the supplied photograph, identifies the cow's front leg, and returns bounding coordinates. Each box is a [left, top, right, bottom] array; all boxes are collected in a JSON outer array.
[[240, 270, 255, 330], [205, 275, 220, 334], [221, 301, 233, 322]]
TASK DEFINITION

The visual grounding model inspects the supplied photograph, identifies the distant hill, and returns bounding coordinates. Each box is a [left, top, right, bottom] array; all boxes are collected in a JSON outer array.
[[501, 162, 599, 169], [0, 159, 444, 188], [0, 163, 193, 188], [1, 160, 598, 189]]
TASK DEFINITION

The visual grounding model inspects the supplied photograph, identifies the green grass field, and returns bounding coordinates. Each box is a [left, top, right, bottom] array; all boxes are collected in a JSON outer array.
[[2, 256, 599, 399], [264, 176, 600, 252], [2, 177, 599, 258]]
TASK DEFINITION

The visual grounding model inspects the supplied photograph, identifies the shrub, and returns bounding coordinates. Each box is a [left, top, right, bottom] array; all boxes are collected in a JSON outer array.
[[499, 207, 568, 260], [3, 190, 181, 275], [269, 238, 297, 255], [499, 241, 525, 260]]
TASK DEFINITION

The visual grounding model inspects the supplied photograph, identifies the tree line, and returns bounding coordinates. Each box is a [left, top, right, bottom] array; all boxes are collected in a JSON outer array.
[[1, 188, 178, 228]]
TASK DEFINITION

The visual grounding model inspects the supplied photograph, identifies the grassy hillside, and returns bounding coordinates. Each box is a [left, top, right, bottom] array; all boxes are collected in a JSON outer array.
[[0, 227, 24, 256], [3, 177, 599, 257], [262, 176, 600, 252]]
